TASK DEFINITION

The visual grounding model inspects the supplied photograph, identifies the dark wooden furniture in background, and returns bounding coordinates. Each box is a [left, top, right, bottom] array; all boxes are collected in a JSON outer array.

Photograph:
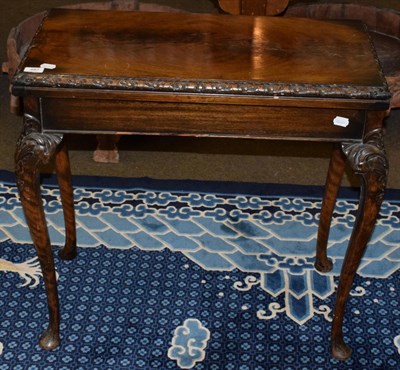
[[218, 0, 289, 15], [11, 3, 389, 361]]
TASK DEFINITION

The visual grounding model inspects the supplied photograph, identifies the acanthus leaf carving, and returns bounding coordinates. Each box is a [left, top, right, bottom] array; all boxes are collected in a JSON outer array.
[[342, 129, 388, 204], [15, 114, 63, 192], [12, 73, 391, 100]]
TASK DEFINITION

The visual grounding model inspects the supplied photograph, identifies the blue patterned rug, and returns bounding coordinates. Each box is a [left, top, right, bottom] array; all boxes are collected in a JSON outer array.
[[0, 170, 399, 369]]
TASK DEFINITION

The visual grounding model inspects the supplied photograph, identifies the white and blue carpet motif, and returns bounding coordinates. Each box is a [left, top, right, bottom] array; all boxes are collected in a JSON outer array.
[[0, 170, 399, 369]]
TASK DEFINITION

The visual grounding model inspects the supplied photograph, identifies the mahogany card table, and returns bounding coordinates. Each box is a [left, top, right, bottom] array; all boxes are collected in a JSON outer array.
[[11, 9, 390, 360]]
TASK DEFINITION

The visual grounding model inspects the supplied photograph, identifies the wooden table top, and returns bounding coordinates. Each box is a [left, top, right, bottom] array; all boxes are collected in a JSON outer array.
[[13, 8, 389, 100]]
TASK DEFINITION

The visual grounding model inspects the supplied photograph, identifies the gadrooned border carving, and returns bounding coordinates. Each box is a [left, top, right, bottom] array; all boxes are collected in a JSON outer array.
[[12, 73, 390, 100]]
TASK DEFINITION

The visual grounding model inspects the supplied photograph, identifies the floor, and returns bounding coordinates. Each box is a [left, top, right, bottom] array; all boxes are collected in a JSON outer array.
[[0, 0, 399, 189]]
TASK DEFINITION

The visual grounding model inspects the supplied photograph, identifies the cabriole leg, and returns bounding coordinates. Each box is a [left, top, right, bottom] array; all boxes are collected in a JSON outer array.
[[315, 144, 347, 272], [331, 129, 388, 360], [55, 141, 77, 260], [15, 114, 63, 350]]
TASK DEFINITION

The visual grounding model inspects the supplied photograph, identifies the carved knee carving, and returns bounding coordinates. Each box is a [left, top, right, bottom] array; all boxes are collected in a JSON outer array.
[[15, 114, 63, 187], [342, 128, 388, 202]]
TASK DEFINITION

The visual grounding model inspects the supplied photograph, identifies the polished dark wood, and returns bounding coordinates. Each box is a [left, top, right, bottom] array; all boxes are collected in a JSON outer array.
[[285, 2, 400, 110], [14, 11, 386, 95], [11, 9, 390, 360]]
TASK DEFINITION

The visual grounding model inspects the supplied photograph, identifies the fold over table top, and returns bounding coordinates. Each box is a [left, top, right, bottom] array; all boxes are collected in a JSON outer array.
[[12, 8, 389, 101]]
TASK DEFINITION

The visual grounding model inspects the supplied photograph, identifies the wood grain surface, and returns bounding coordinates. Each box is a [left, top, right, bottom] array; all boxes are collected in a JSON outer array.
[[18, 9, 385, 88]]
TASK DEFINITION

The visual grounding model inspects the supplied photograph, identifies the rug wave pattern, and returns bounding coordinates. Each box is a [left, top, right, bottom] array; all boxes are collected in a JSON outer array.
[[1, 180, 399, 326], [0, 176, 399, 369]]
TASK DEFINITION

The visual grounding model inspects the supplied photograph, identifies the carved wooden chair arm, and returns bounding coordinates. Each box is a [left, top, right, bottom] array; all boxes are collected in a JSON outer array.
[[218, 0, 289, 16]]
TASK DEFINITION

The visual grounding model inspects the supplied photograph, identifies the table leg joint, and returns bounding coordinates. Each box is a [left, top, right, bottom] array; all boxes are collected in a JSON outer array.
[[342, 128, 388, 203]]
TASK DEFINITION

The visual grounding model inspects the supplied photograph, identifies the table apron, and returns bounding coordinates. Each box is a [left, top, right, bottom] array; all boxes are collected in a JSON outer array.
[[40, 97, 365, 141]]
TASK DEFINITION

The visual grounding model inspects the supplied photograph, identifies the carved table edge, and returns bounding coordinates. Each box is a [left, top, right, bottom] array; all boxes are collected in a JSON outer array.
[[12, 73, 391, 100]]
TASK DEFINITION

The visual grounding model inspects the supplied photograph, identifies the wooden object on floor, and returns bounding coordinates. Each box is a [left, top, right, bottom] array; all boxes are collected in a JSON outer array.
[[11, 8, 389, 360]]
